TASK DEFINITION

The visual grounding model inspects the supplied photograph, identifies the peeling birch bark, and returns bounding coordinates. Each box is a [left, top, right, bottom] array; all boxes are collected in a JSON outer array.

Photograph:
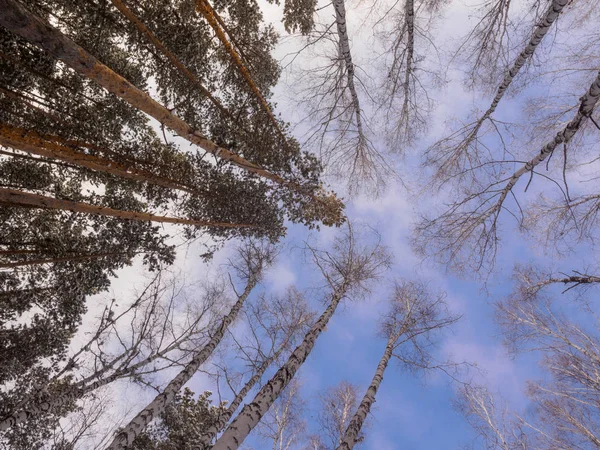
[[211, 282, 349, 450], [0, 188, 254, 229], [105, 275, 259, 449]]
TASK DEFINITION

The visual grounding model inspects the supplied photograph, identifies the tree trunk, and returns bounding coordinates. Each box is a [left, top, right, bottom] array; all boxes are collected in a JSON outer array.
[[401, 0, 414, 133], [211, 282, 349, 450], [108, 0, 237, 127], [0, 123, 199, 195], [0, 0, 290, 187], [332, 0, 365, 139], [486, 68, 600, 220], [198, 344, 286, 448], [0, 251, 128, 268], [335, 331, 397, 450], [0, 188, 254, 229], [464, 0, 568, 147], [105, 274, 259, 449], [195, 0, 287, 144]]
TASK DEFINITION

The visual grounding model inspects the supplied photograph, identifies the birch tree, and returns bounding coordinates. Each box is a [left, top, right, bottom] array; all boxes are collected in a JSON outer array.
[[336, 281, 458, 449], [415, 66, 600, 273], [105, 240, 276, 448], [316, 381, 361, 449], [0, 269, 219, 442], [256, 379, 308, 450], [291, 5, 393, 196], [198, 288, 314, 448], [426, 0, 569, 186], [456, 384, 530, 450], [372, 0, 444, 147], [210, 225, 391, 450]]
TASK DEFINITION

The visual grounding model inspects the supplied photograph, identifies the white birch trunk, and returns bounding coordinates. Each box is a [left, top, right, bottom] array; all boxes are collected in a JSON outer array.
[[400, 0, 415, 131], [465, 0, 568, 145], [210, 282, 349, 450], [335, 331, 397, 450], [104, 276, 258, 449], [196, 345, 284, 448], [332, 0, 365, 139], [485, 68, 600, 220]]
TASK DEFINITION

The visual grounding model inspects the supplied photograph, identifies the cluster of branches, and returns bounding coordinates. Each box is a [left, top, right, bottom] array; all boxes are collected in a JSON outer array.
[[456, 265, 600, 450]]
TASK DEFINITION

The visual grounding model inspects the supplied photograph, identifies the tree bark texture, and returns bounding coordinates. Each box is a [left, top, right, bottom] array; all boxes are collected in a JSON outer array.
[[211, 282, 348, 450]]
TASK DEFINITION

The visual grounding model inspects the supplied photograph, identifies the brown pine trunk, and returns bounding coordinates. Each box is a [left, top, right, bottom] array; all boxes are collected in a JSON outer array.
[[0, 123, 199, 195], [195, 0, 288, 144], [0, 188, 254, 229], [0, 0, 289, 186], [108, 0, 240, 127]]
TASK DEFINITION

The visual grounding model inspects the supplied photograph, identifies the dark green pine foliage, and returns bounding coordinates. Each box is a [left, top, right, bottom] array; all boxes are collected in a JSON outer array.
[[132, 389, 227, 450]]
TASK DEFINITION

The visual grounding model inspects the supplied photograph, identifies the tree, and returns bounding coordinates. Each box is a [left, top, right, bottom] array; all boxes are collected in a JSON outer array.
[[211, 225, 391, 450], [315, 381, 361, 449], [335, 281, 458, 449], [105, 240, 276, 448], [132, 389, 228, 450], [198, 287, 315, 448], [0, 269, 218, 445], [0, 0, 345, 228], [458, 266, 600, 450], [256, 379, 307, 450]]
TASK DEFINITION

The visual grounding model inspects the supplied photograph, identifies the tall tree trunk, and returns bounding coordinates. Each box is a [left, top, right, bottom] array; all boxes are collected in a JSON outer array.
[[195, 0, 287, 145], [460, 0, 568, 148], [198, 343, 286, 448], [211, 282, 349, 450], [105, 274, 259, 449], [401, 0, 414, 135], [0, 123, 199, 195], [335, 331, 398, 450], [0, 188, 254, 229], [0, 0, 291, 187], [108, 0, 238, 127], [332, 0, 365, 141], [0, 251, 129, 268], [485, 68, 600, 221]]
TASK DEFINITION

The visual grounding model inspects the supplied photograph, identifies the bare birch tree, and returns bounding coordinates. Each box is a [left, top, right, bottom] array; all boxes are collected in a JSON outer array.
[[0, 270, 219, 434], [336, 281, 459, 449], [292, 8, 393, 196], [210, 225, 391, 450], [426, 0, 569, 186], [415, 67, 600, 273], [316, 381, 361, 449], [197, 288, 314, 448], [104, 240, 275, 449], [256, 379, 308, 450], [456, 384, 530, 450]]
